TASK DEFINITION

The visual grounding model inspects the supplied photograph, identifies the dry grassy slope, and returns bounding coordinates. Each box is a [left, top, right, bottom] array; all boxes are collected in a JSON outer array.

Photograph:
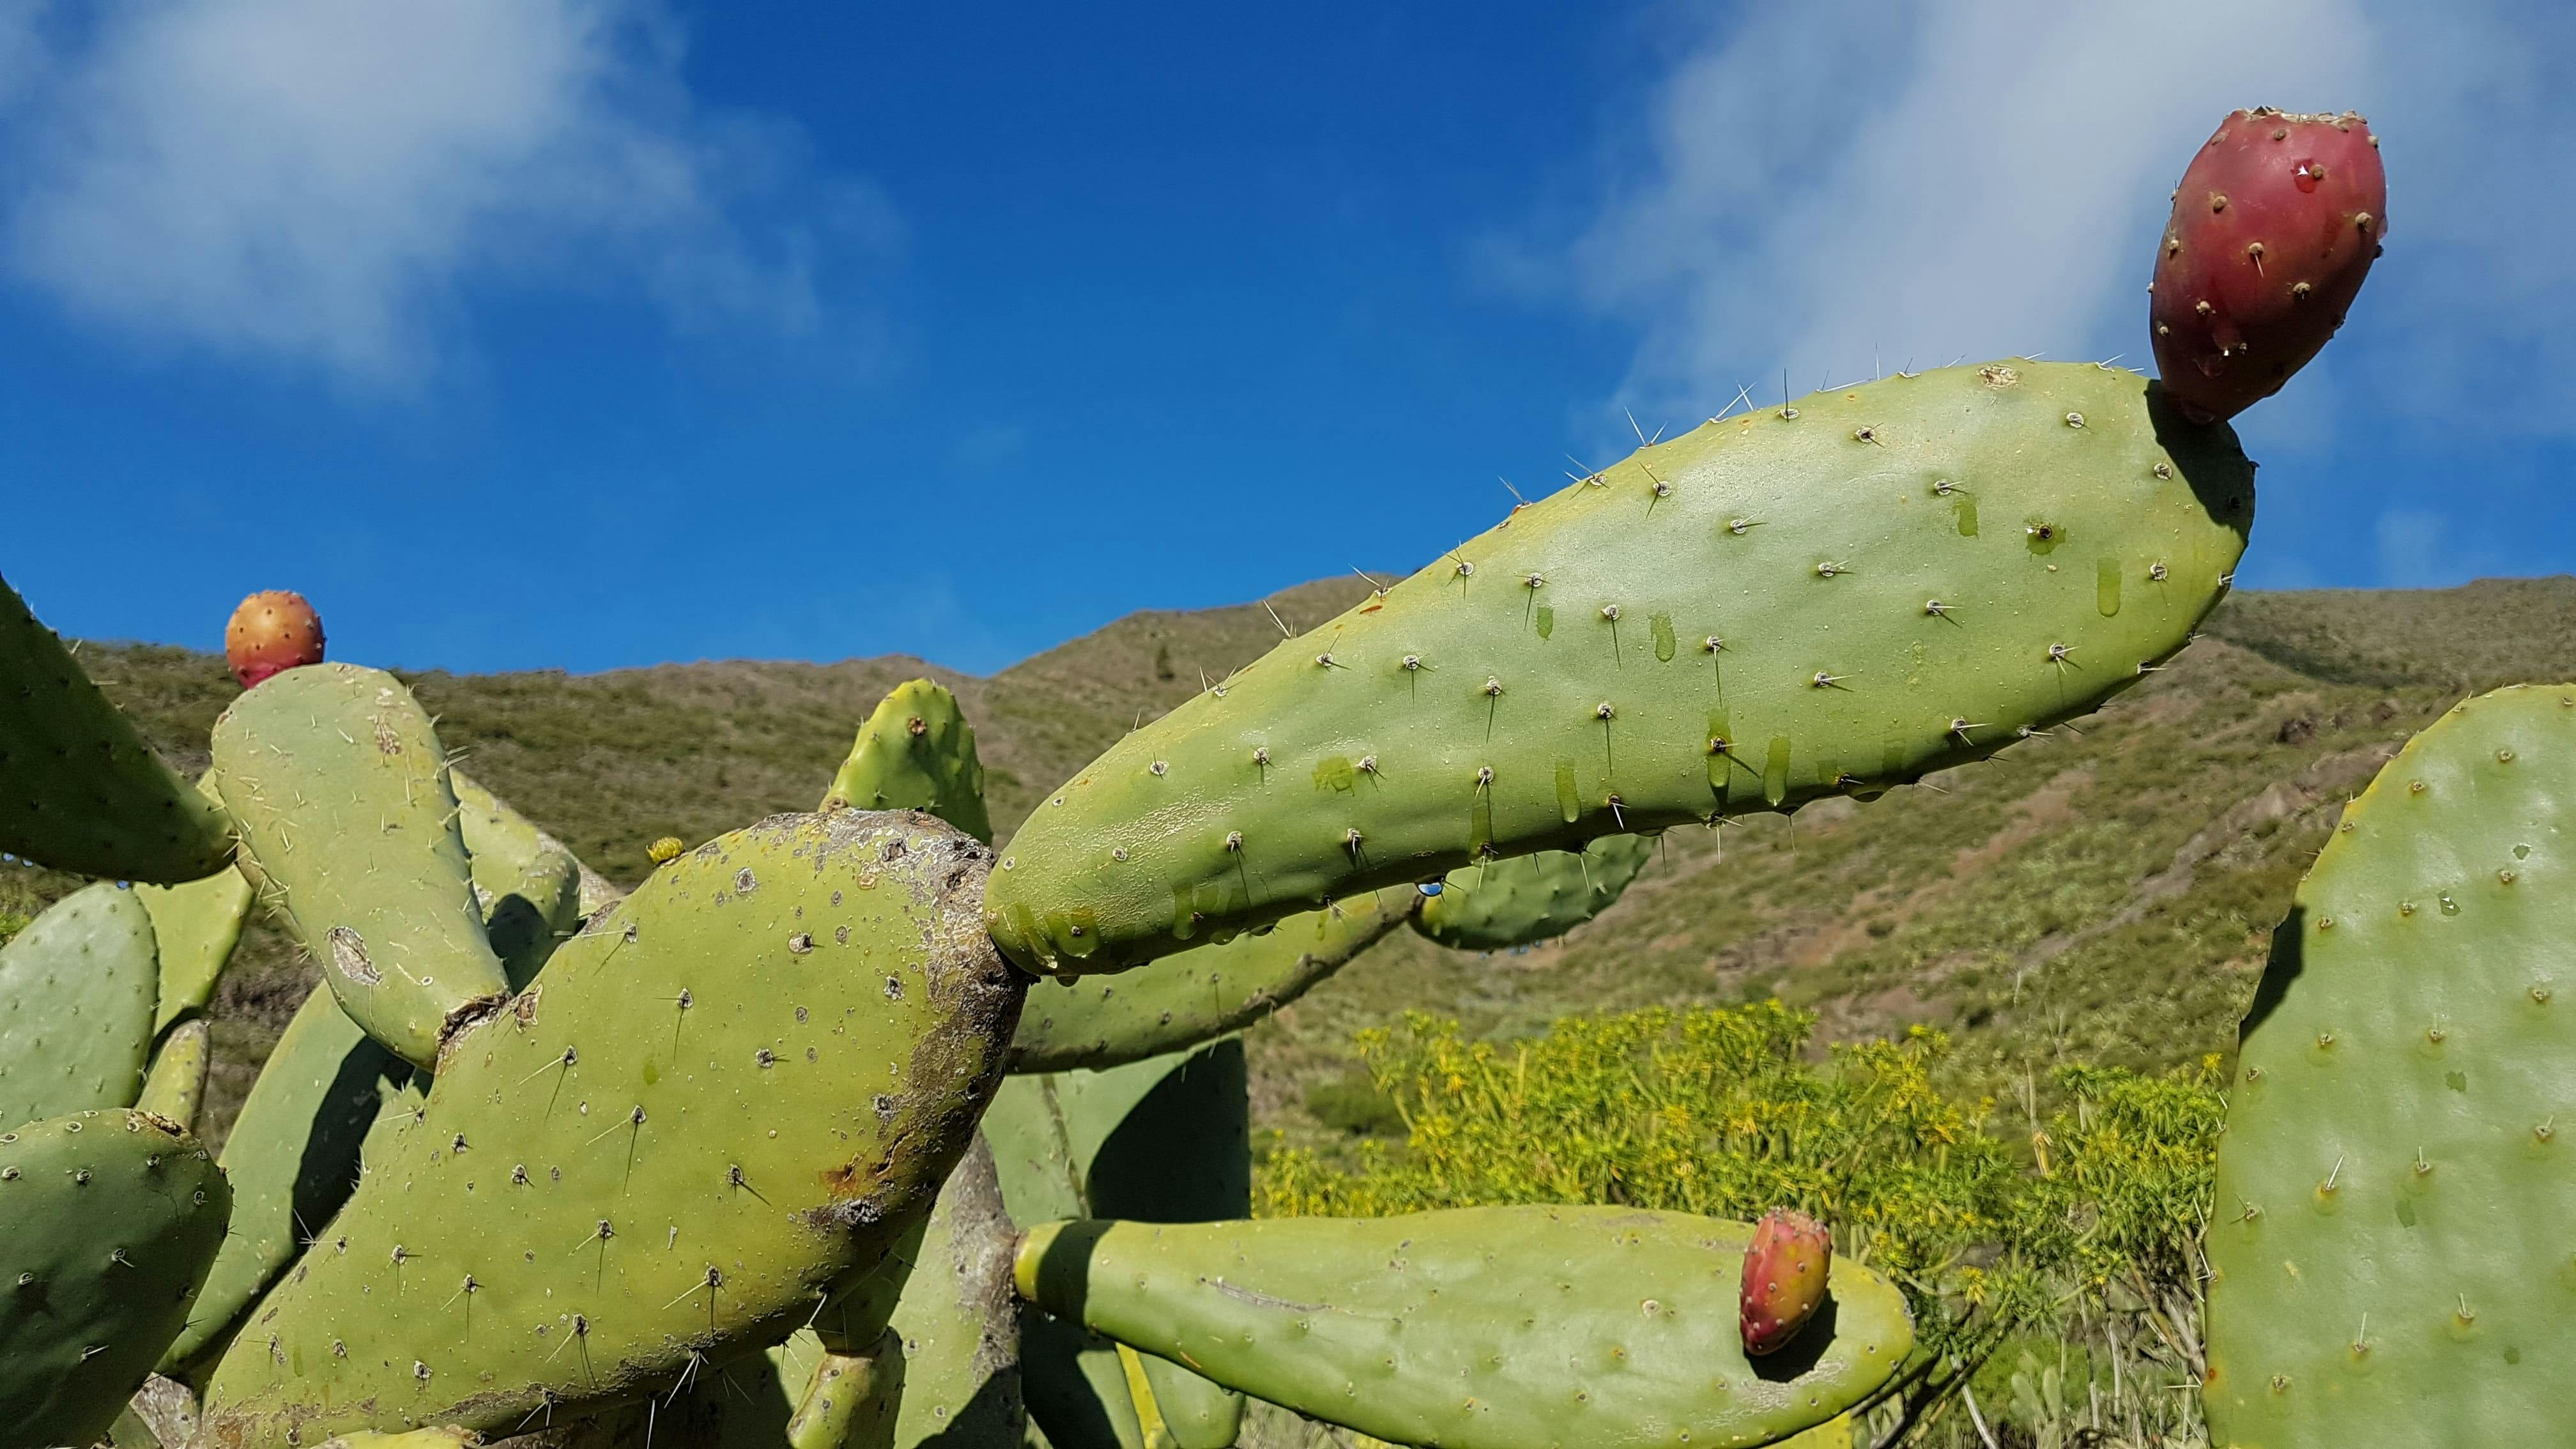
[[10, 576, 2575, 1154]]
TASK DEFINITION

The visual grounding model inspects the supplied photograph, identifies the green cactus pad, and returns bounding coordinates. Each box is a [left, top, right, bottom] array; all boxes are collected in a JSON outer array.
[[0, 1110, 231, 1449], [158, 985, 418, 1374], [986, 362, 2252, 972], [138, 777, 254, 1036], [887, 1133, 1023, 1446], [199, 810, 1025, 1445], [1413, 834, 1656, 952], [1013, 1206, 1913, 1449], [786, 1329, 906, 1449], [0, 881, 159, 1128], [137, 1017, 211, 1131], [0, 575, 234, 885], [450, 769, 583, 988], [822, 679, 993, 843], [2205, 684, 2576, 1447], [1009, 889, 1410, 1074], [988, 1041, 1250, 1449], [210, 663, 512, 1070]]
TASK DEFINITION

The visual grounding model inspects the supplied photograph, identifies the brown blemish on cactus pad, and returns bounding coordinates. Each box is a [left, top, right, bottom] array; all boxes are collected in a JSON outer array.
[[326, 925, 379, 985]]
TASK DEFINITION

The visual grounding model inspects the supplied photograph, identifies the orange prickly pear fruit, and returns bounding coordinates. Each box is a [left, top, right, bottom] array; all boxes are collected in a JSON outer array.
[[1740, 1207, 1832, 1356], [224, 590, 325, 688]]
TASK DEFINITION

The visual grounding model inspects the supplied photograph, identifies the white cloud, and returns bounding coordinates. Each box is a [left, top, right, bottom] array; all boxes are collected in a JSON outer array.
[[1543, 0, 2575, 436], [0, 0, 892, 385]]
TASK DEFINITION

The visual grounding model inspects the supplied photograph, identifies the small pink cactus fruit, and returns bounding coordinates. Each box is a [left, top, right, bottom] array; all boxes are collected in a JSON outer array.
[[2150, 107, 2386, 423], [224, 590, 325, 689], [1739, 1206, 1832, 1357]]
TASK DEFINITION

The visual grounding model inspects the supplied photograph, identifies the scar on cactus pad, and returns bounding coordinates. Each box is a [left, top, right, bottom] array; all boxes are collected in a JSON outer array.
[[224, 590, 325, 688], [1740, 1207, 1833, 1356], [2151, 108, 2386, 422]]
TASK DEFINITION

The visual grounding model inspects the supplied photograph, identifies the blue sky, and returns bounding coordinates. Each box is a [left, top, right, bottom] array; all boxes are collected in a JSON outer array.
[[2, 1, 2569, 676]]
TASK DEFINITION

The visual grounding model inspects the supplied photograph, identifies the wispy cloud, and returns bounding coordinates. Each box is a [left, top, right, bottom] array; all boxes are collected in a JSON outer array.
[[1521, 0, 2575, 440], [0, 0, 896, 387]]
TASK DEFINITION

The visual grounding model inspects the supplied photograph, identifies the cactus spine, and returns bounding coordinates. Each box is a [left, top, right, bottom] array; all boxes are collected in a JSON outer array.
[[986, 363, 2253, 974]]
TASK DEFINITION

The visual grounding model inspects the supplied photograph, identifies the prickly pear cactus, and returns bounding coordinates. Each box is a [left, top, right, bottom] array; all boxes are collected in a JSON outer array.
[[1740, 1208, 1832, 1357], [986, 1041, 1250, 1449], [159, 984, 418, 1373], [210, 663, 512, 1070], [786, 1328, 906, 1449], [0, 1110, 232, 1449], [138, 779, 254, 1035], [1013, 1206, 1913, 1449], [2205, 684, 2576, 1447], [0, 574, 235, 885], [1411, 834, 1654, 952], [986, 362, 2254, 972], [822, 678, 993, 843], [0, 880, 159, 1129], [451, 769, 584, 987], [883, 1134, 1023, 1446], [1008, 890, 1410, 1074], [199, 810, 1026, 1445], [137, 1016, 211, 1131]]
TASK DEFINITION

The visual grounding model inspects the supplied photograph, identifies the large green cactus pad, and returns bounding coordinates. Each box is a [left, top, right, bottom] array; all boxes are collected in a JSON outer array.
[[0, 575, 233, 884], [0, 1110, 231, 1449], [160, 984, 417, 1374], [986, 362, 2253, 972], [0, 881, 158, 1128], [2205, 684, 2576, 1447], [1413, 834, 1656, 951], [199, 811, 1025, 1445], [823, 679, 993, 843], [988, 1042, 1250, 1449], [1016, 1206, 1912, 1449], [211, 663, 511, 1070], [1008, 889, 1409, 1074]]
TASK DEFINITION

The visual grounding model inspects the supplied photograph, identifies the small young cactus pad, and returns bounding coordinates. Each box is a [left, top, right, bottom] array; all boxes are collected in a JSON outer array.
[[2150, 108, 2385, 422], [0, 574, 234, 885], [222, 590, 326, 690], [198, 810, 1025, 1445], [449, 769, 583, 989], [210, 663, 512, 1070], [136, 785, 254, 1036], [821, 678, 993, 844], [1411, 834, 1655, 952], [2205, 684, 2576, 1447], [1007, 889, 1411, 1074], [0, 881, 159, 1130], [135, 1017, 211, 1132], [1012, 1206, 1913, 1449], [986, 362, 2253, 973], [0, 1110, 231, 1449], [1739, 1208, 1833, 1356]]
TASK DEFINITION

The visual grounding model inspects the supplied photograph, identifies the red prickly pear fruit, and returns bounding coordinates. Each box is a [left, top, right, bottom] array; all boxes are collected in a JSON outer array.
[[224, 590, 325, 688], [2150, 107, 2386, 423], [1739, 1206, 1832, 1356]]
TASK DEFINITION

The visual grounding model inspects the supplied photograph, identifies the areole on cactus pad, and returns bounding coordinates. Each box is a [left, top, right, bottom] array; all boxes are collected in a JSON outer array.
[[986, 361, 2255, 974]]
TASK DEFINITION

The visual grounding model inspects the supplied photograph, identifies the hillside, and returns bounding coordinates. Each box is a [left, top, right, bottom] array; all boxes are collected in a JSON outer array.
[[10, 576, 2576, 1156]]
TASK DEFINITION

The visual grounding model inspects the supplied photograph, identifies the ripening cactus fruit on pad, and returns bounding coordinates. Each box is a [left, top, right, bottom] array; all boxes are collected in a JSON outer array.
[[1012, 1206, 1912, 1449], [2204, 684, 2576, 1448], [985, 362, 2253, 973], [2150, 108, 2385, 422], [0, 881, 158, 1129], [1009, 889, 1411, 1074], [1739, 1208, 1832, 1357], [0, 1110, 231, 1449], [157, 984, 417, 1374], [0, 574, 234, 884], [210, 663, 513, 1071], [197, 810, 1025, 1446], [1412, 834, 1655, 952], [223, 590, 326, 690], [822, 678, 994, 844]]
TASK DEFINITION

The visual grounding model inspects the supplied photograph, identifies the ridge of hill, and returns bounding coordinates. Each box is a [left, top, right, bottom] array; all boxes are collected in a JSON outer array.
[[11, 575, 2575, 1155]]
